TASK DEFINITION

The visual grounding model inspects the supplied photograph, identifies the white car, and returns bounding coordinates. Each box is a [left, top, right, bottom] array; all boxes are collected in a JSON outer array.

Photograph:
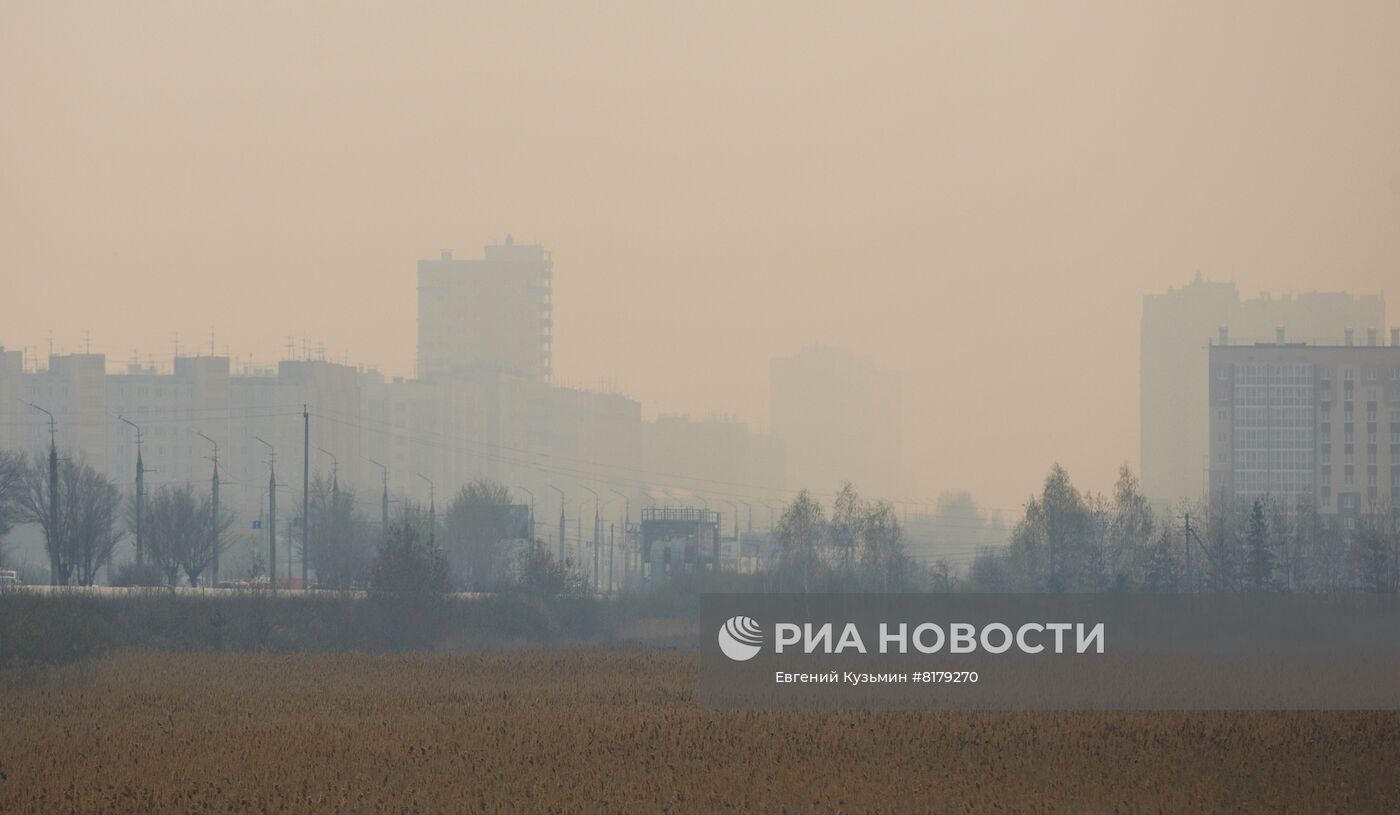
[[0, 569, 21, 587]]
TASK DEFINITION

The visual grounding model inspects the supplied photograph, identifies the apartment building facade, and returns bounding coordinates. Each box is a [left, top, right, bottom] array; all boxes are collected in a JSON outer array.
[[1142, 276, 1384, 506], [1208, 328, 1400, 529]]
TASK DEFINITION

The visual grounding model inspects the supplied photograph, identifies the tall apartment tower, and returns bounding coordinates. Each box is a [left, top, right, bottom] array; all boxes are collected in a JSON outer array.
[[1140, 275, 1384, 506], [417, 237, 553, 383], [770, 345, 903, 500], [1208, 330, 1400, 527]]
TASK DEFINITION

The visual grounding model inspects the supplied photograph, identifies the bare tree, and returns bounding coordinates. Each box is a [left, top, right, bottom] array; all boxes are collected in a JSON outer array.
[[305, 475, 374, 589], [184, 493, 234, 587], [443, 479, 520, 590], [0, 450, 25, 567], [14, 454, 122, 586], [857, 498, 910, 591], [144, 485, 209, 586], [1106, 465, 1156, 588], [773, 490, 828, 592]]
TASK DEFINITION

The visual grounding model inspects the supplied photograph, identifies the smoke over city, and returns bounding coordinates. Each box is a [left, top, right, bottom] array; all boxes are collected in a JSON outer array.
[[2, 4, 1400, 810]]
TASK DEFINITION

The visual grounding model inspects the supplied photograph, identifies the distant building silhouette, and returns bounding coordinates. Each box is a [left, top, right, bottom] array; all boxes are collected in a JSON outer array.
[[417, 237, 553, 383], [1141, 275, 1384, 505], [770, 345, 902, 500], [3, 230, 788, 582]]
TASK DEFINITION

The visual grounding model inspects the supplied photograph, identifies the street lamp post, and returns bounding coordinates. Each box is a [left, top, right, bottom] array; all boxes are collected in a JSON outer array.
[[416, 473, 435, 547], [254, 436, 277, 593], [366, 458, 388, 534], [580, 485, 600, 591], [607, 488, 628, 592], [547, 484, 565, 564], [117, 415, 145, 569], [196, 431, 221, 584]]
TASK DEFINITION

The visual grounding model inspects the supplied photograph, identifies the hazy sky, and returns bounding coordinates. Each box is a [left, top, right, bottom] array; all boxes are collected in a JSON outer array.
[[3, 1, 1397, 513]]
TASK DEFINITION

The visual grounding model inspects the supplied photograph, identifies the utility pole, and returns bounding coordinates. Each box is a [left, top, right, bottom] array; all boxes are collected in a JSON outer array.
[[1183, 512, 1192, 592], [367, 459, 388, 533], [302, 405, 310, 589], [256, 437, 276, 592], [608, 522, 615, 594], [547, 484, 565, 563], [197, 431, 220, 585], [118, 415, 145, 567], [417, 473, 435, 547], [29, 403, 60, 584], [318, 447, 338, 587], [581, 485, 599, 591], [1181, 512, 1216, 593], [723, 499, 740, 542], [608, 488, 628, 591]]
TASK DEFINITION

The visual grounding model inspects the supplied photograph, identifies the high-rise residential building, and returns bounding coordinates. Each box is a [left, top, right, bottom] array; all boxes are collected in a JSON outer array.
[[417, 237, 553, 383], [24, 353, 109, 475], [0, 347, 23, 453], [1141, 275, 1384, 506], [1208, 329, 1400, 527], [1, 241, 793, 583], [770, 345, 903, 500]]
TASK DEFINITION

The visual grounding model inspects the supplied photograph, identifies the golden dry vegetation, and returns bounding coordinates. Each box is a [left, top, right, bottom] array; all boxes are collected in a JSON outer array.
[[1, 649, 1398, 813]]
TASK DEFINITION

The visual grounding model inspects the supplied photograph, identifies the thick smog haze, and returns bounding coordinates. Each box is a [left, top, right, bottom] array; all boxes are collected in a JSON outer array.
[[3, 1, 1398, 511]]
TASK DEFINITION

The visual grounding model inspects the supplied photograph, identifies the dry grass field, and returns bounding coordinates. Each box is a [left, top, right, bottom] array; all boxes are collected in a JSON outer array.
[[1, 649, 1398, 813]]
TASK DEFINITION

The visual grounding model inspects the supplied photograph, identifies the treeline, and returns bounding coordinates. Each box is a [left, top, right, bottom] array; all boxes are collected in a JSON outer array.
[[965, 464, 1400, 593], [0, 450, 584, 595], [760, 484, 925, 592]]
